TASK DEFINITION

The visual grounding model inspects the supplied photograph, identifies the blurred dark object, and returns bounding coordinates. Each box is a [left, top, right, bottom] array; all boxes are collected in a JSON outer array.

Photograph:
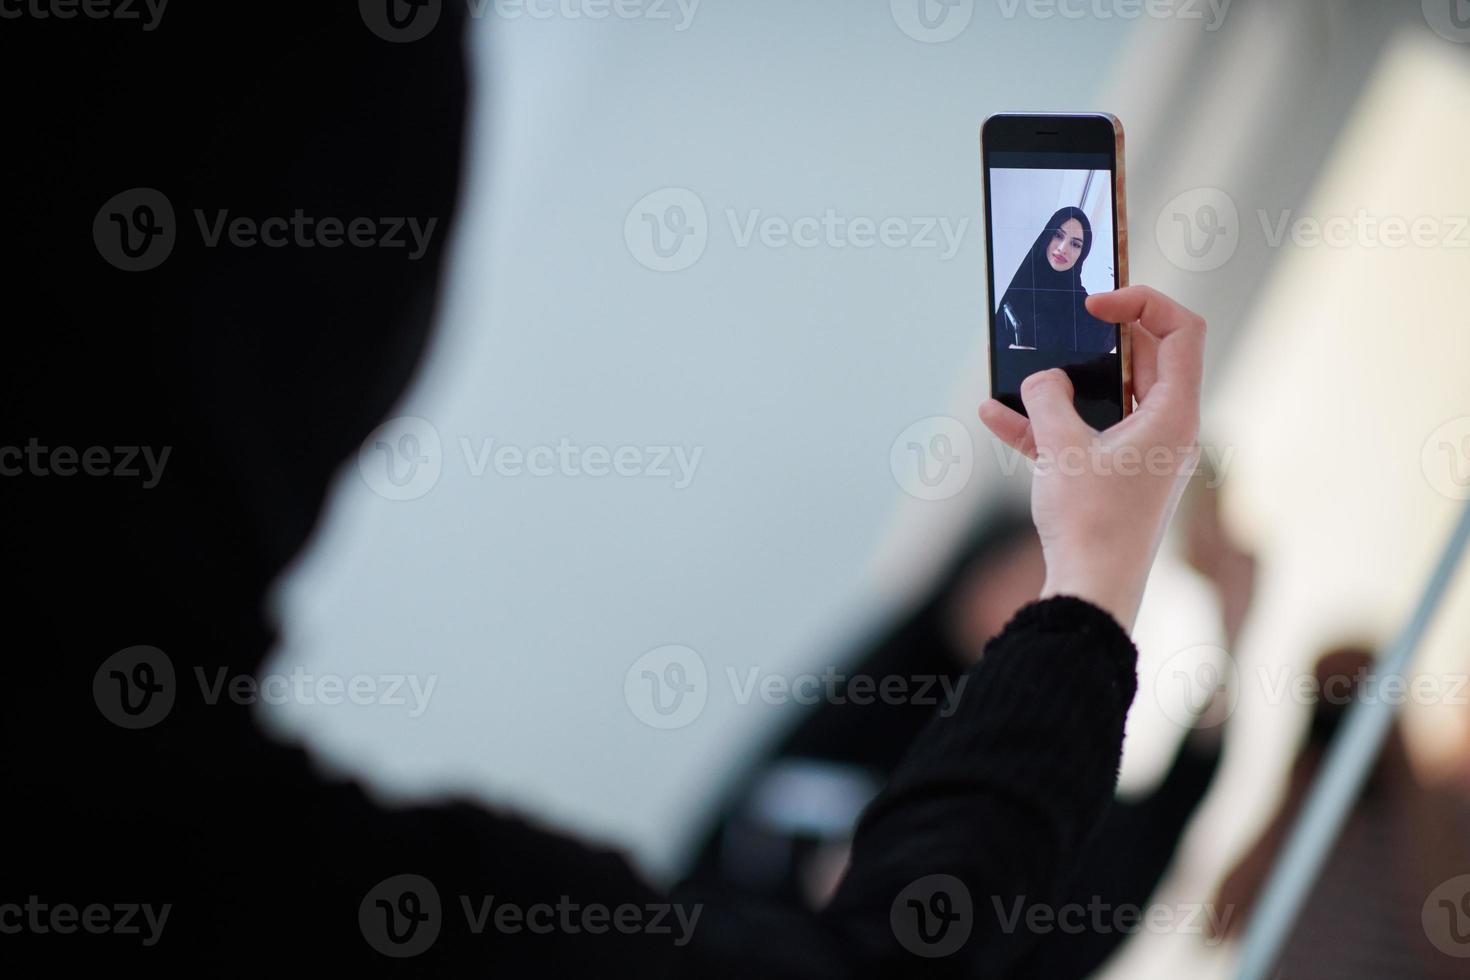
[[1212, 648, 1470, 978]]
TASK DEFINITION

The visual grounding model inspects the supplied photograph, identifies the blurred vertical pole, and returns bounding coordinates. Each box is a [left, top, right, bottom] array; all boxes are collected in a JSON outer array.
[[1235, 497, 1470, 980]]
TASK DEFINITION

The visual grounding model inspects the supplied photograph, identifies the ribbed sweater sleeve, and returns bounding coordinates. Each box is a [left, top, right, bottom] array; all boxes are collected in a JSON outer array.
[[813, 595, 1140, 977]]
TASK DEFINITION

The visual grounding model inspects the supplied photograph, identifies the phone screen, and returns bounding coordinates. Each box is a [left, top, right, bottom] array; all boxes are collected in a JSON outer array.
[[983, 116, 1124, 430]]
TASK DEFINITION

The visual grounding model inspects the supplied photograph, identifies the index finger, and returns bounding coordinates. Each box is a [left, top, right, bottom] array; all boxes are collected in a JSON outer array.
[[1085, 285, 1205, 409], [1085, 285, 1198, 335]]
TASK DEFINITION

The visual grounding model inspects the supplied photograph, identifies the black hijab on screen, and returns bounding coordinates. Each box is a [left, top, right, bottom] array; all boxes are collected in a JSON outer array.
[[996, 205, 1115, 353]]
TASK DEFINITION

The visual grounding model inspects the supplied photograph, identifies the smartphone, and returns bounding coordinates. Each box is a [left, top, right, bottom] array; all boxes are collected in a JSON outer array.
[[981, 112, 1130, 430]]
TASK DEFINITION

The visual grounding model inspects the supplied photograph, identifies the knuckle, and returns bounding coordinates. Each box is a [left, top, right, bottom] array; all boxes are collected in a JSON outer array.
[[1020, 369, 1061, 397]]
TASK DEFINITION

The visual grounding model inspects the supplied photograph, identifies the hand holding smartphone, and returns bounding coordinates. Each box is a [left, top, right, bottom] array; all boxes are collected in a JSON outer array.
[[979, 286, 1206, 632], [980, 113, 1210, 631], [981, 112, 1131, 429]]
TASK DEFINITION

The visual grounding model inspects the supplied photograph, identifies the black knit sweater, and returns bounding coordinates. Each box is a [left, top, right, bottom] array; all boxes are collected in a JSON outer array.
[[8, 595, 1137, 977], [683, 596, 1145, 978]]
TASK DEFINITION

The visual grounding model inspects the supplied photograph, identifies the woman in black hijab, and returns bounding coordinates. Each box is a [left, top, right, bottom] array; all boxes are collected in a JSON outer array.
[[6, 10, 1191, 974], [996, 205, 1116, 353]]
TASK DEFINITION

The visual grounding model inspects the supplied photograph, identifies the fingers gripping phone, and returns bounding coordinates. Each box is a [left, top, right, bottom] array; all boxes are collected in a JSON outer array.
[[981, 113, 1131, 430]]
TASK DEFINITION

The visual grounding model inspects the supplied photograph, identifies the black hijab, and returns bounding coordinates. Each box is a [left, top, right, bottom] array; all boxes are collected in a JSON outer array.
[[996, 206, 1115, 353]]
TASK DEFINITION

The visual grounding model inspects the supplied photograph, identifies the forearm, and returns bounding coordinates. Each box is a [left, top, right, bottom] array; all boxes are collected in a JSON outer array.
[[816, 596, 1139, 976]]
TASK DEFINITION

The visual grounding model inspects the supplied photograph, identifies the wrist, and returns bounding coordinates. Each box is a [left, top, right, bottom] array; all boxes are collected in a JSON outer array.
[[1040, 561, 1145, 633]]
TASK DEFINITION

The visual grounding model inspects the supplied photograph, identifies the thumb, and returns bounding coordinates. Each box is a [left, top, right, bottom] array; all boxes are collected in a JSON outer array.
[[1019, 368, 1088, 448]]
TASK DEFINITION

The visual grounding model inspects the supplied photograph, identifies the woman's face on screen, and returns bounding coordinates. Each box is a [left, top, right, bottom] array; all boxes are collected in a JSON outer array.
[[1045, 218, 1085, 272]]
